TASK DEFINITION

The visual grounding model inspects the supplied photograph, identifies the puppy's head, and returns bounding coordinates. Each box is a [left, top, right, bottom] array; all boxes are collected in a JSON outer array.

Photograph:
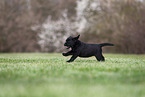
[[64, 35, 80, 49]]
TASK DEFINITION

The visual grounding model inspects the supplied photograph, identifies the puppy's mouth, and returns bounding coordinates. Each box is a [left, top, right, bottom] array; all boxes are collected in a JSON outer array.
[[65, 46, 71, 49], [64, 43, 71, 49]]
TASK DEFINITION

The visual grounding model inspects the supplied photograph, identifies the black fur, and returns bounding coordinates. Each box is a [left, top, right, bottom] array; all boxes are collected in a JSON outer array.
[[62, 35, 114, 62]]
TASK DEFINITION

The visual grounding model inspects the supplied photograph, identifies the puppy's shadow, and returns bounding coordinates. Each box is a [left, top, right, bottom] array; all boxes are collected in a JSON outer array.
[[75, 59, 98, 63]]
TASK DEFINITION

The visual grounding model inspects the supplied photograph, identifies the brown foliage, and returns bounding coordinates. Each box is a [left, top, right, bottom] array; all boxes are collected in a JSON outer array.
[[0, 0, 39, 52]]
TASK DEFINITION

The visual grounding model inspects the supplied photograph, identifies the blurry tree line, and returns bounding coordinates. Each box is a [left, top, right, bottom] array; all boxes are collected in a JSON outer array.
[[0, 0, 145, 53], [0, 0, 76, 52]]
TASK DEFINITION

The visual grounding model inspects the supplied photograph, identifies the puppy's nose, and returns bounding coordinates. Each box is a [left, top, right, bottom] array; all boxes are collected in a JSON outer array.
[[64, 43, 67, 46]]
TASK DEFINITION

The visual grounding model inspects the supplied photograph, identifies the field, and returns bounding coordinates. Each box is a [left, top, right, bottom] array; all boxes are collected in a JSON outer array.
[[0, 53, 145, 97]]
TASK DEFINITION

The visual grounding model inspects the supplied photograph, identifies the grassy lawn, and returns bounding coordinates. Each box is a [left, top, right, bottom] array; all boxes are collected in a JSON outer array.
[[0, 53, 145, 97]]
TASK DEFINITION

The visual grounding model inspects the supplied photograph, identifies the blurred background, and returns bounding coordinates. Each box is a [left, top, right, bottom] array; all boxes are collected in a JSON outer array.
[[0, 0, 145, 54]]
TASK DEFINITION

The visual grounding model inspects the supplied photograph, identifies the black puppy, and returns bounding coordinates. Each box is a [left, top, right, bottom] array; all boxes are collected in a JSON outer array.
[[62, 35, 114, 62]]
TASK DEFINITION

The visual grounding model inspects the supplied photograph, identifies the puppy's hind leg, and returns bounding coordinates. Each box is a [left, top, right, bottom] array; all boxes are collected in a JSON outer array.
[[95, 53, 105, 61], [100, 54, 105, 61]]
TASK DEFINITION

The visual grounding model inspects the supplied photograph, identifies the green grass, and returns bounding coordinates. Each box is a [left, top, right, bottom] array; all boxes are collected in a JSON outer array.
[[0, 53, 145, 97]]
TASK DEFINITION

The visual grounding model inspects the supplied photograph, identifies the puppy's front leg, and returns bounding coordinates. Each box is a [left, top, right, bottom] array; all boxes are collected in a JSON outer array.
[[62, 50, 73, 56], [67, 54, 78, 62]]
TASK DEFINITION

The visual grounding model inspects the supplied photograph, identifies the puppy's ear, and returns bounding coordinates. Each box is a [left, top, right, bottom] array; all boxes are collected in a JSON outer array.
[[74, 35, 80, 40]]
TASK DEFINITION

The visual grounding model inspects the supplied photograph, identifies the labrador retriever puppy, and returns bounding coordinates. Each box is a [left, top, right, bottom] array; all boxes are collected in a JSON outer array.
[[62, 35, 114, 62]]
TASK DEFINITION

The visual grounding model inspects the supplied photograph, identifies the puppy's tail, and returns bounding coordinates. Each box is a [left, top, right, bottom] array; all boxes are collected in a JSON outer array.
[[99, 43, 114, 47]]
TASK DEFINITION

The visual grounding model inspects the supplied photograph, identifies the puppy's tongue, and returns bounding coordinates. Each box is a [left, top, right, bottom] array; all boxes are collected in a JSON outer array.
[[69, 48, 71, 50], [66, 47, 69, 49], [66, 46, 70, 49], [66, 46, 71, 50]]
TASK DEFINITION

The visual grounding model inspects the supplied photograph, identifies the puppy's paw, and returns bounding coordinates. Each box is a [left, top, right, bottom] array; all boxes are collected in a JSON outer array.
[[67, 60, 73, 62], [62, 53, 67, 56], [67, 60, 71, 62]]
